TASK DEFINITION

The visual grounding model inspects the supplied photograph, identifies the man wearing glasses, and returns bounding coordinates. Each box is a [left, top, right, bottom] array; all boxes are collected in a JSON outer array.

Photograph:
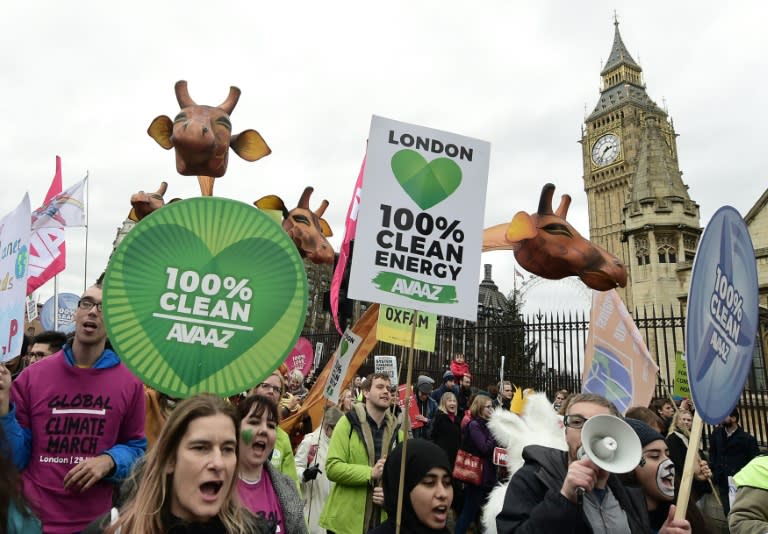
[[0, 277, 146, 533], [495, 393, 649, 533], [25, 330, 67, 366]]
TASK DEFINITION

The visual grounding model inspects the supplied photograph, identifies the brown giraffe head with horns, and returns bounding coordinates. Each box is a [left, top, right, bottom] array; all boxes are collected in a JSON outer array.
[[147, 80, 271, 177], [482, 183, 627, 291], [254, 186, 334, 265]]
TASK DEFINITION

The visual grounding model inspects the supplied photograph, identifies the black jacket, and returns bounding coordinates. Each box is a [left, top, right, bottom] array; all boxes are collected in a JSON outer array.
[[709, 425, 759, 486], [430, 411, 462, 466], [82, 509, 274, 534], [666, 431, 710, 499], [495, 445, 649, 534]]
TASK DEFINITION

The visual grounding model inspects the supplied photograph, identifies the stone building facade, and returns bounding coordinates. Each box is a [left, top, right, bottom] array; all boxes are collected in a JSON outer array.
[[581, 20, 768, 381], [580, 20, 702, 313]]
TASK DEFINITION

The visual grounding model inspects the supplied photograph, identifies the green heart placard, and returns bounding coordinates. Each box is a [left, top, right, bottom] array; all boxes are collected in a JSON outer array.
[[103, 197, 307, 398], [391, 149, 462, 210]]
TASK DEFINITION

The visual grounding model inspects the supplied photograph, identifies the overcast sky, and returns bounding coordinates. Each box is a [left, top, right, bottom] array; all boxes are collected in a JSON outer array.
[[2, 1, 765, 317]]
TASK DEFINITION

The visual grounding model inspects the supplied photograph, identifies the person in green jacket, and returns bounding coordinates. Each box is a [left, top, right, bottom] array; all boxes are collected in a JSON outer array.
[[729, 455, 768, 534], [251, 371, 300, 486], [319, 372, 401, 534]]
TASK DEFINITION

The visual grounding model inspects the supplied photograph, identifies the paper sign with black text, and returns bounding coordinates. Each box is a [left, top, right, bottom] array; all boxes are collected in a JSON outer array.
[[324, 329, 362, 404], [674, 352, 690, 398], [374, 355, 398, 384], [348, 116, 490, 321], [376, 305, 437, 351]]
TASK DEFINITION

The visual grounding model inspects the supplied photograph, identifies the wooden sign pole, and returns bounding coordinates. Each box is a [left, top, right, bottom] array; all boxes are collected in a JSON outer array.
[[395, 310, 419, 534], [674, 411, 704, 519]]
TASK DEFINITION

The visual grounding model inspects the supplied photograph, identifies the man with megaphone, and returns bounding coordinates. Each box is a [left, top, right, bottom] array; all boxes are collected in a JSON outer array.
[[495, 393, 690, 533]]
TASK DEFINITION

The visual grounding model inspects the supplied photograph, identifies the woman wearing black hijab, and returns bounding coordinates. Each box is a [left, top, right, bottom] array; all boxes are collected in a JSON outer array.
[[369, 439, 453, 534]]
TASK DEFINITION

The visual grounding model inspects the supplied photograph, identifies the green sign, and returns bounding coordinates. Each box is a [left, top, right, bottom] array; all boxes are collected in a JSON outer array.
[[103, 197, 307, 397], [372, 272, 457, 304], [674, 351, 690, 398]]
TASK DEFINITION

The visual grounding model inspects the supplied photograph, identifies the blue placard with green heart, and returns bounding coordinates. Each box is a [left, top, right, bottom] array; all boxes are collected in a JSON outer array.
[[103, 197, 308, 398]]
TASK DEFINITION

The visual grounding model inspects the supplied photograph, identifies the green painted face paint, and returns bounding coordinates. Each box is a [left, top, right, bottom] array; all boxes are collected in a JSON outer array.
[[241, 429, 254, 445]]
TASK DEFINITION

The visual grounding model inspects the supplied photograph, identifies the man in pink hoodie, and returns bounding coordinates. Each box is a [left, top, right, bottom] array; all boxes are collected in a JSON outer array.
[[0, 278, 146, 533]]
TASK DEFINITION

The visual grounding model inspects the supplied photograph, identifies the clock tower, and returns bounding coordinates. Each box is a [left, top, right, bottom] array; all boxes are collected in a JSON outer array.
[[581, 20, 701, 312]]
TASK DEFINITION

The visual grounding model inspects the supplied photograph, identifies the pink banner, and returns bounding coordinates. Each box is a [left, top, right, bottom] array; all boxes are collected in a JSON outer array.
[[284, 336, 314, 377], [27, 156, 66, 295], [330, 156, 365, 334]]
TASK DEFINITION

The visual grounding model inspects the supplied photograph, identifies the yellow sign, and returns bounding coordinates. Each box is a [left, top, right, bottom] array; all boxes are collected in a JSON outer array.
[[376, 305, 437, 351]]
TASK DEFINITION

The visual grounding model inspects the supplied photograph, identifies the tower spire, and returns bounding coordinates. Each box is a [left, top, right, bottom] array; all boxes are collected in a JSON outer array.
[[601, 16, 641, 76]]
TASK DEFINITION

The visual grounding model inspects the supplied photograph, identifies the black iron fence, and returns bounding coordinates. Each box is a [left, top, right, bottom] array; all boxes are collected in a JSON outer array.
[[303, 305, 768, 449]]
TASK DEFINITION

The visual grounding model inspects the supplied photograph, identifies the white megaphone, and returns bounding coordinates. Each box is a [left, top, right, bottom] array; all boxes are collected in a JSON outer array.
[[577, 414, 642, 474]]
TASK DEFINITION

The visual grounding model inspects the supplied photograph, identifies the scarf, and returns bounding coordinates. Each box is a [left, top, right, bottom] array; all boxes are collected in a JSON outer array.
[[382, 439, 452, 534]]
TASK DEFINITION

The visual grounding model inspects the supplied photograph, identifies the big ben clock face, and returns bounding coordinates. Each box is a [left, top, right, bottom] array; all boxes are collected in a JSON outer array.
[[592, 134, 620, 166]]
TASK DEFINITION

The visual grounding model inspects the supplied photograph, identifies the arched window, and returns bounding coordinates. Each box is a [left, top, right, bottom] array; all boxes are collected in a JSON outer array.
[[658, 244, 676, 264], [635, 235, 650, 266]]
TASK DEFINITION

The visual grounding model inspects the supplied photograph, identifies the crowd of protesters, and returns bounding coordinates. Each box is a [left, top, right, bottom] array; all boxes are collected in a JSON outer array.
[[1, 283, 767, 534]]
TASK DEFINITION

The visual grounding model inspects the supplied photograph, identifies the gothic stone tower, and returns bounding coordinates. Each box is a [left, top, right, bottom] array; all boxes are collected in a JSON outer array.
[[581, 21, 701, 313]]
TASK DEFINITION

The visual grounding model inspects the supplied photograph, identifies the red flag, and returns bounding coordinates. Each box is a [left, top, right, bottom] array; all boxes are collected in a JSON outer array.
[[330, 157, 365, 334], [27, 156, 66, 295]]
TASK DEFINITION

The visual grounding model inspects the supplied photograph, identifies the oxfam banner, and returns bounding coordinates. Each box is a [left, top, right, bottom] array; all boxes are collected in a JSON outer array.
[[376, 305, 437, 352], [686, 206, 758, 425], [348, 116, 490, 321], [103, 197, 308, 398]]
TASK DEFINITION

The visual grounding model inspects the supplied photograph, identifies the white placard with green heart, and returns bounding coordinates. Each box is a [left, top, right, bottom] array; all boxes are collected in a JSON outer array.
[[348, 115, 490, 321], [103, 197, 308, 398]]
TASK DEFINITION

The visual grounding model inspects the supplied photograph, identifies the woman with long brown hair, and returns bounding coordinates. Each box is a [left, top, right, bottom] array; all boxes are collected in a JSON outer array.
[[85, 394, 270, 533]]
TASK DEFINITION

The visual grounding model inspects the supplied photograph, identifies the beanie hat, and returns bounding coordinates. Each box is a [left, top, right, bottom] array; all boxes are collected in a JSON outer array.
[[324, 406, 344, 427], [625, 418, 665, 448], [442, 370, 455, 383], [416, 375, 434, 394]]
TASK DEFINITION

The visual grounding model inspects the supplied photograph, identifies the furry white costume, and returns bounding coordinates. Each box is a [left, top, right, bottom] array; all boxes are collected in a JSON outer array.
[[481, 392, 567, 534]]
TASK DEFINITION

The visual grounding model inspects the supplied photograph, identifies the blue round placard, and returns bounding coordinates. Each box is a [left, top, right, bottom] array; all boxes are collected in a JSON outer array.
[[685, 206, 758, 425], [40, 293, 80, 333]]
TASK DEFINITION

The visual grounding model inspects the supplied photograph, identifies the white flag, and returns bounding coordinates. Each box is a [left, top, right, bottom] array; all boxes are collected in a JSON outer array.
[[31, 176, 87, 229]]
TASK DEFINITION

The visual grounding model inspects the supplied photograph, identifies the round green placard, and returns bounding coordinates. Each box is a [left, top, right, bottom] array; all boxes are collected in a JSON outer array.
[[103, 197, 307, 398]]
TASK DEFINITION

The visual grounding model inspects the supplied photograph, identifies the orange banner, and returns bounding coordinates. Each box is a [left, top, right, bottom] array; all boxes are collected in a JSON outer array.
[[281, 303, 381, 435], [582, 290, 658, 414]]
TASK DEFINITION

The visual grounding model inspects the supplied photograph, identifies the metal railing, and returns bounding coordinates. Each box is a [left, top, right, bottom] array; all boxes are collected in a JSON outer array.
[[303, 305, 768, 449]]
